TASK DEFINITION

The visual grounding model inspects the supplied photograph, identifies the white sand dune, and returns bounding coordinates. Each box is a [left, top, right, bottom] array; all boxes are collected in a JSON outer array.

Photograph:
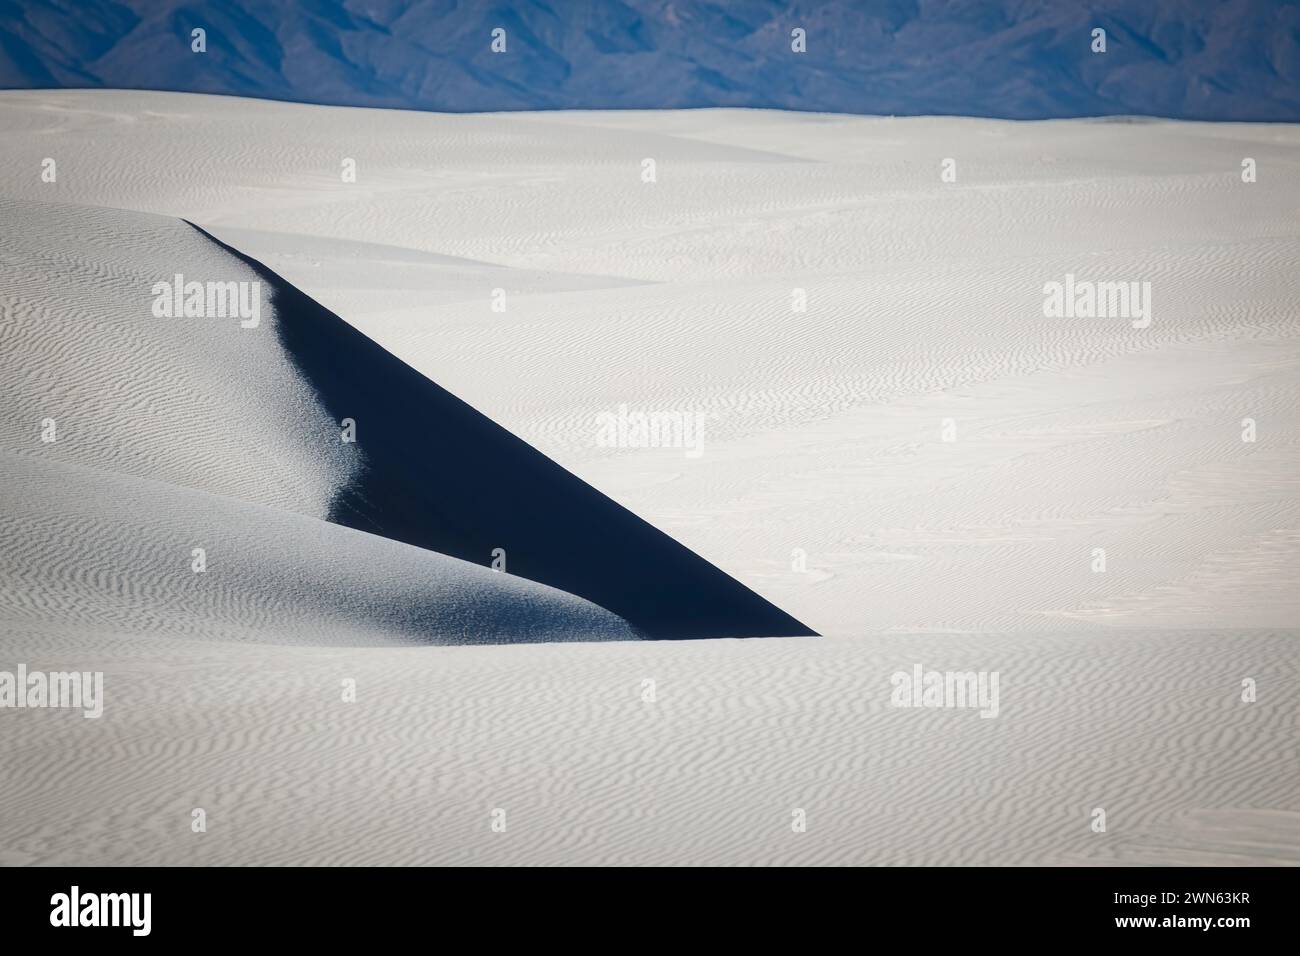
[[0, 451, 635, 647], [0, 199, 351, 515], [1, 90, 1298, 864], [1, 193, 807, 640], [0, 196, 637, 645]]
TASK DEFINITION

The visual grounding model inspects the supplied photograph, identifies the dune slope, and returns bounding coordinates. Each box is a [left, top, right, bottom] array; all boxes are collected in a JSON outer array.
[[0, 196, 810, 641], [194, 222, 813, 639], [0, 198, 642, 644], [0, 451, 637, 646]]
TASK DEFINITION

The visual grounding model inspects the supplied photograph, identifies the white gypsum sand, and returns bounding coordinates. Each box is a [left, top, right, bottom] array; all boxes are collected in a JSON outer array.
[[1, 627, 1296, 866], [0, 197, 636, 646], [0, 90, 1297, 864]]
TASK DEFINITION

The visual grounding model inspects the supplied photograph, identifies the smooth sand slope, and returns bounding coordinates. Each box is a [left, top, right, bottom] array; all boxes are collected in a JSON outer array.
[[0, 197, 637, 645], [1, 91, 1297, 864]]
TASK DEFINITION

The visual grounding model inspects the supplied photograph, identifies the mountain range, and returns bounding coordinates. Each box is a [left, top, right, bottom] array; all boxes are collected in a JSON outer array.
[[2, 0, 1299, 119]]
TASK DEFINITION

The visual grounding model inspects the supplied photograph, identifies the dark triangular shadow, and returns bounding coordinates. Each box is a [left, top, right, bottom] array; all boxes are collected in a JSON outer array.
[[191, 223, 817, 639]]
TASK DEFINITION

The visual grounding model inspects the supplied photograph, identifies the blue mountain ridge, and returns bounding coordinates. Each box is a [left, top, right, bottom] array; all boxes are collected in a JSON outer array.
[[2, 0, 1298, 120]]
